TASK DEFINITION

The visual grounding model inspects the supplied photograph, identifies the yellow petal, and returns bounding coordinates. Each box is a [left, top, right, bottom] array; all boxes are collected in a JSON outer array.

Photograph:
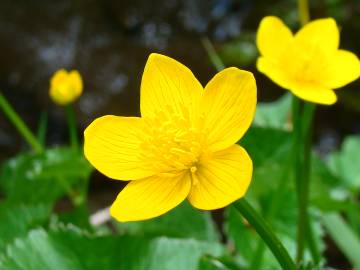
[[50, 69, 68, 87], [84, 116, 155, 180], [200, 68, 256, 152], [188, 144, 252, 210], [291, 84, 337, 105], [257, 57, 292, 89], [256, 16, 293, 59], [68, 70, 83, 96], [323, 50, 360, 89], [140, 53, 203, 120], [110, 173, 191, 222], [295, 18, 339, 54]]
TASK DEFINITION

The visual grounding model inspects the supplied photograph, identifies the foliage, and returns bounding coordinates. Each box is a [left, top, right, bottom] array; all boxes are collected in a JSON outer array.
[[328, 136, 360, 192], [0, 147, 92, 204], [1, 93, 360, 269], [0, 226, 225, 270]]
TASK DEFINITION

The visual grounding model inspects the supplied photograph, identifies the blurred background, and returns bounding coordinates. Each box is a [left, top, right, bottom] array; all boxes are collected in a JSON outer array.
[[0, 0, 359, 269], [1, 0, 359, 158]]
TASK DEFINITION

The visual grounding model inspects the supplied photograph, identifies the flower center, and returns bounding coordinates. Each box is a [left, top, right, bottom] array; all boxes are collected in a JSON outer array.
[[140, 106, 207, 176], [282, 42, 330, 86]]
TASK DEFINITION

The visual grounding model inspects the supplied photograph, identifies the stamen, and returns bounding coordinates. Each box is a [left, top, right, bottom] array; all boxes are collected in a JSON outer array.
[[139, 107, 208, 174]]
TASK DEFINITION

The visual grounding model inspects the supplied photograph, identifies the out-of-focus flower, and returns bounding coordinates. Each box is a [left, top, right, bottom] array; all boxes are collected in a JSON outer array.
[[84, 53, 256, 222], [49, 69, 83, 105], [256, 16, 360, 105]]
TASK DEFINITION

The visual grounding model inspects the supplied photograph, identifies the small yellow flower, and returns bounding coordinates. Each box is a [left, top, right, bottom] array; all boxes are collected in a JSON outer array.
[[49, 69, 83, 105], [84, 53, 257, 222], [256, 16, 360, 105]]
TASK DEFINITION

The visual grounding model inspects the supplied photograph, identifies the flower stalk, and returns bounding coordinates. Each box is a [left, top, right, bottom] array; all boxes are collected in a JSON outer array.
[[65, 105, 79, 150], [234, 199, 297, 270], [298, 0, 310, 26], [0, 91, 43, 154], [201, 37, 225, 71], [295, 101, 316, 264]]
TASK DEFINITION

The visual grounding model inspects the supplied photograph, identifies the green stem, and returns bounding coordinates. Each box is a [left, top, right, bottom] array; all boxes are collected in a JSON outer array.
[[76, 175, 90, 207], [295, 102, 316, 264], [0, 91, 43, 154], [65, 105, 79, 150], [65, 105, 88, 206], [201, 37, 225, 71], [56, 176, 82, 207], [234, 199, 297, 270], [292, 97, 302, 194], [298, 0, 310, 26]]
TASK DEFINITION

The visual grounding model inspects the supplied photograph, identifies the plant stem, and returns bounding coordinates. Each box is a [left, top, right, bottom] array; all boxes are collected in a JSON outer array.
[[292, 97, 302, 194], [298, 0, 310, 26], [234, 199, 297, 270], [201, 37, 225, 71], [0, 91, 43, 154], [56, 175, 82, 207], [296, 102, 315, 264], [65, 105, 79, 150], [65, 105, 88, 206]]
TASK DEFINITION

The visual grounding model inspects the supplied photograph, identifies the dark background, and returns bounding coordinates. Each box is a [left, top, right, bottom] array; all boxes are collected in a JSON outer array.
[[0, 0, 359, 160]]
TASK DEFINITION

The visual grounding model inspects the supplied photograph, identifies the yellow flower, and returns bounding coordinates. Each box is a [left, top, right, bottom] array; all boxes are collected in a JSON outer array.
[[256, 16, 360, 105], [49, 69, 83, 105], [84, 54, 256, 222]]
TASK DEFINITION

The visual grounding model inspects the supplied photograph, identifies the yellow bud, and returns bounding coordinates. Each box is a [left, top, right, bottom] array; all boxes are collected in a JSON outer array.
[[49, 69, 83, 105]]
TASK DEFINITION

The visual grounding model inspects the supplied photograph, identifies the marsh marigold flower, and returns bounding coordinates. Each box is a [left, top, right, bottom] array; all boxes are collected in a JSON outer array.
[[84, 53, 256, 222], [50, 69, 83, 105], [256, 16, 360, 105]]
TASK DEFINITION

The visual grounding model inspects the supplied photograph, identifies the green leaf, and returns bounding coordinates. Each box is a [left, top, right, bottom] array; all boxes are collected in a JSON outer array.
[[328, 135, 360, 192], [0, 147, 92, 204], [309, 155, 355, 213], [241, 127, 350, 212], [253, 93, 292, 130], [198, 255, 239, 270], [0, 203, 51, 252], [322, 213, 360, 269], [0, 226, 226, 270], [240, 127, 291, 167], [114, 201, 219, 242]]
